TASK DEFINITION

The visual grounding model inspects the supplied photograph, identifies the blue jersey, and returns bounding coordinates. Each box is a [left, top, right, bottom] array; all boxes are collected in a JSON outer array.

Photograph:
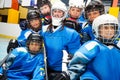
[[42, 26, 81, 71], [68, 40, 120, 80], [81, 23, 95, 40], [17, 29, 42, 47], [5, 47, 44, 80], [80, 23, 95, 44]]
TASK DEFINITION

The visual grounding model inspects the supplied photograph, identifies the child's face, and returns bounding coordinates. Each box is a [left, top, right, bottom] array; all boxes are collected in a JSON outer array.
[[69, 7, 82, 19], [99, 25, 115, 39], [29, 41, 41, 54], [40, 4, 51, 15], [29, 18, 41, 29], [87, 10, 100, 23], [52, 9, 64, 18]]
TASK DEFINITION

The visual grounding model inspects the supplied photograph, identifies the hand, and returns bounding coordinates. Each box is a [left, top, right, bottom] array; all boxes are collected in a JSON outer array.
[[0, 74, 3, 79], [53, 71, 70, 80]]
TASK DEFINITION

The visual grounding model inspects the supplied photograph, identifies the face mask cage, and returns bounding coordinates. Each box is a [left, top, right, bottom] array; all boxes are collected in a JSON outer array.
[[97, 23, 119, 45]]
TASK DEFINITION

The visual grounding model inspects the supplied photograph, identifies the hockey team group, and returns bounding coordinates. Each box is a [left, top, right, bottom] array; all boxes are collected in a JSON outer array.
[[0, 0, 120, 80]]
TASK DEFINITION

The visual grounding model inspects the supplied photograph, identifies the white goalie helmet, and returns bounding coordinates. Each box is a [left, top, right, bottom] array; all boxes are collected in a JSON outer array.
[[51, 1, 67, 26], [92, 14, 119, 44], [69, 0, 84, 8]]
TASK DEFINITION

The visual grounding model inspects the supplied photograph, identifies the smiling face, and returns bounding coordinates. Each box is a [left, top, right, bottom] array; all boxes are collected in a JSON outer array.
[[69, 7, 82, 19], [29, 18, 42, 32], [98, 24, 115, 39], [87, 10, 100, 23], [40, 4, 51, 16], [52, 9, 65, 18], [29, 18, 41, 29]]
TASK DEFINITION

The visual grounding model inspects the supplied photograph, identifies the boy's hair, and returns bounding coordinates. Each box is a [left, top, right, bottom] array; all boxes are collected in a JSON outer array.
[[85, 0, 105, 19], [37, 0, 51, 9]]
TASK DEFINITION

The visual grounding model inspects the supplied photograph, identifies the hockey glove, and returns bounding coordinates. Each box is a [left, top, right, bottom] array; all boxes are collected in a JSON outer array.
[[64, 19, 81, 33], [53, 71, 70, 80], [7, 39, 19, 53], [19, 20, 28, 30], [80, 32, 91, 44]]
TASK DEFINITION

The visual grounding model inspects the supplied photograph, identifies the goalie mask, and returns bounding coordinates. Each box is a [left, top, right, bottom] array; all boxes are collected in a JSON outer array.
[[51, 1, 67, 26], [26, 33, 43, 54], [92, 14, 119, 45]]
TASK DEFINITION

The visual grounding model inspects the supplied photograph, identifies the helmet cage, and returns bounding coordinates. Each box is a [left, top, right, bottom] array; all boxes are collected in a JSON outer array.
[[97, 23, 119, 45]]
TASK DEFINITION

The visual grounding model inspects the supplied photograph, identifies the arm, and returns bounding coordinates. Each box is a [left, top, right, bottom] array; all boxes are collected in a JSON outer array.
[[68, 41, 100, 80], [17, 30, 32, 47], [67, 31, 81, 55]]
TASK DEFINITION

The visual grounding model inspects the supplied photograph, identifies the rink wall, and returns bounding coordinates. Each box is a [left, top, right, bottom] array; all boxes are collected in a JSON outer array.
[[0, 22, 21, 39]]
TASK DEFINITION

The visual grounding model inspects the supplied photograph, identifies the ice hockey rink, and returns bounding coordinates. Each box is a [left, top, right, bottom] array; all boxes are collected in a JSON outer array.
[[0, 38, 10, 61]]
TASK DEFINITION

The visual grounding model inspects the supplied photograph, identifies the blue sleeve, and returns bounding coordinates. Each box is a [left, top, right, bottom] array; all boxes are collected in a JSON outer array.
[[0, 67, 3, 75], [67, 31, 81, 55], [5, 47, 26, 68], [32, 55, 45, 80], [17, 30, 32, 47], [68, 41, 100, 80]]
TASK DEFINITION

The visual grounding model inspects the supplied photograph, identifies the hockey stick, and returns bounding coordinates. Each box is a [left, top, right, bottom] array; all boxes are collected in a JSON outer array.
[[0, 48, 13, 66], [43, 44, 48, 80], [0, 52, 11, 67]]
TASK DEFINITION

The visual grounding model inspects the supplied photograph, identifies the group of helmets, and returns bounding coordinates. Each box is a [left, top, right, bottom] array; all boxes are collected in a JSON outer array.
[[26, 0, 119, 45]]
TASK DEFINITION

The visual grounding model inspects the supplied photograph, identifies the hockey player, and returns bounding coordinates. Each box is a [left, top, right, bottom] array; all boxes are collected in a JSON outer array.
[[7, 11, 42, 53], [80, 0, 105, 44], [54, 14, 120, 80], [37, 0, 52, 25], [42, 1, 81, 80], [0, 33, 45, 80], [64, 0, 85, 33], [19, 0, 52, 31]]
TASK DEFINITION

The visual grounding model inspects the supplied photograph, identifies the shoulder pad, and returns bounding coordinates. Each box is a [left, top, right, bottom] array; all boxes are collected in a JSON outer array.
[[84, 41, 99, 51], [16, 47, 27, 53]]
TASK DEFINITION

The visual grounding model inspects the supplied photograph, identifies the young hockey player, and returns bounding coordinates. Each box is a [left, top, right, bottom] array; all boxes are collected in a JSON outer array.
[[64, 0, 85, 33], [42, 1, 81, 80], [19, 0, 52, 30], [54, 14, 120, 80], [37, 0, 52, 25], [7, 11, 42, 53], [80, 0, 105, 44], [0, 33, 45, 80]]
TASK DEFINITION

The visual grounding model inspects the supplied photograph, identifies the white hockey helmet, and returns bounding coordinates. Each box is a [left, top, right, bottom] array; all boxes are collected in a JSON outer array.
[[69, 0, 84, 8], [51, 1, 67, 26], [92, 14, 119, 44]]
